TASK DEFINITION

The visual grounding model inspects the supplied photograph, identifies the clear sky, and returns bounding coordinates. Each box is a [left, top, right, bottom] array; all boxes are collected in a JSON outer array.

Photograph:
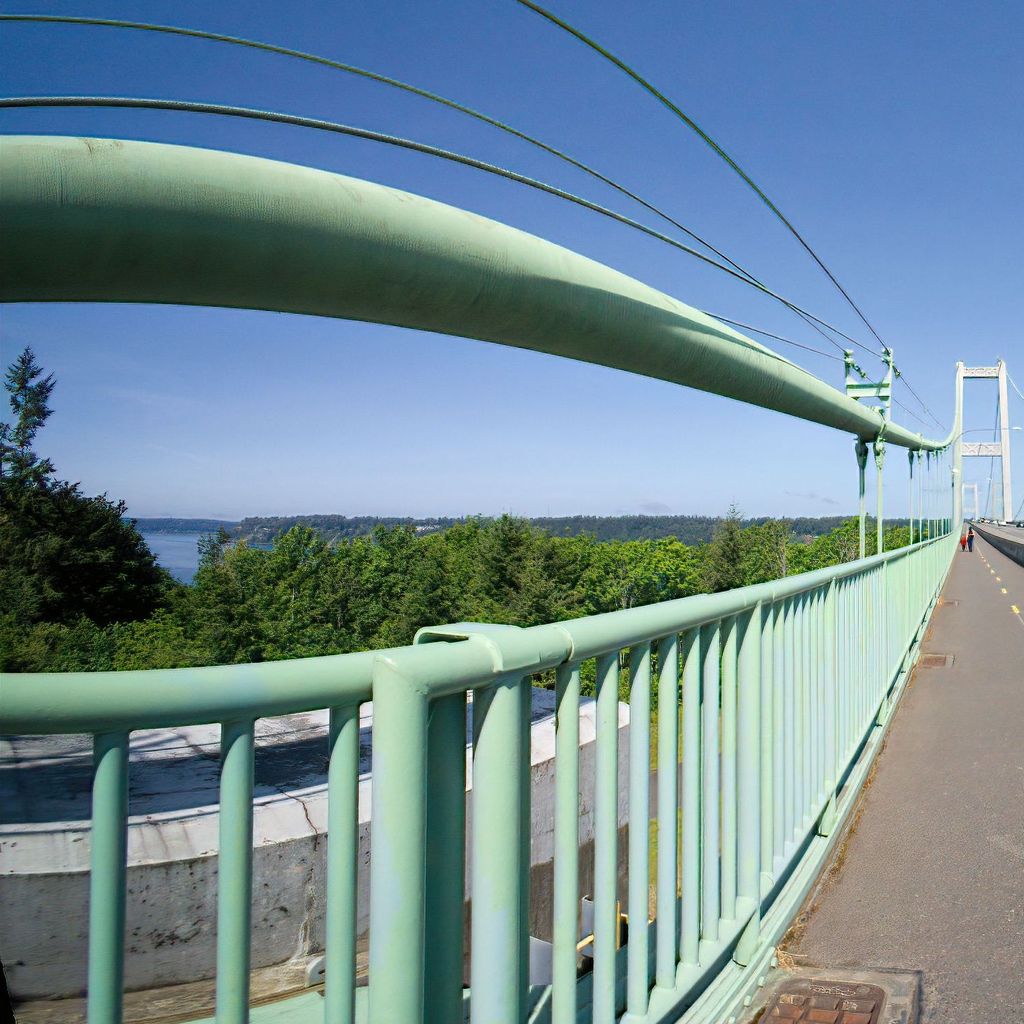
[[1, 1, 1022, 520]]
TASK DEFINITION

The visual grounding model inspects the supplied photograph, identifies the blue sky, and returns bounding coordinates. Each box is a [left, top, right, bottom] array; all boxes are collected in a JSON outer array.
[[1, 1, 1022, 520]]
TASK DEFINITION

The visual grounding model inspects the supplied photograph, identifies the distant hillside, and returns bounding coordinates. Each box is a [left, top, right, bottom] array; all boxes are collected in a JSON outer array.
[[133, 518, 240, 534], [226, 513, 902, 546]]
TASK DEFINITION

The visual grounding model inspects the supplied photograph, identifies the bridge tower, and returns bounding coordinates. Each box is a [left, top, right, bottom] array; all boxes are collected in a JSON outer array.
[[960, 361, 1014, 521], [962, 481, 980, 522]]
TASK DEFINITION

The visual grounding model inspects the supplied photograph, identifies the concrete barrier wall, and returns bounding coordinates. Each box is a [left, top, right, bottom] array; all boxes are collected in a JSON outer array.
[[0, 691, 629, 999]]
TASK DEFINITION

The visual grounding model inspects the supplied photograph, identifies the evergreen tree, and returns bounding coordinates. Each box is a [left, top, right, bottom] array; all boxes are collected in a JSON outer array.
[[0, 346, 56, 489], [702, 503, 746, 592], [0, 349, 170, 665]]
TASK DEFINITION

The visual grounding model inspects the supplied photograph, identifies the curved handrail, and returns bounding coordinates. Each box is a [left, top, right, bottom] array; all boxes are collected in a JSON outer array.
[[0, 534, 948, 734], [0, 135, 951, 449]]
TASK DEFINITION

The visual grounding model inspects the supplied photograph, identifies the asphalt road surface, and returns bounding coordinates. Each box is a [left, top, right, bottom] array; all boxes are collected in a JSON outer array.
[[790, 533, 1024, 1021]]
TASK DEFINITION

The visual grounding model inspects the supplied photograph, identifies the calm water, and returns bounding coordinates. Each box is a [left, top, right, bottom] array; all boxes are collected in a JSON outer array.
[[141, 531, 207, 584]]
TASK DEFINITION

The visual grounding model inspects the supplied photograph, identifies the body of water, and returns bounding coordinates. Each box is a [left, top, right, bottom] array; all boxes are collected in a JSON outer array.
[[141, 531, 207, 584]]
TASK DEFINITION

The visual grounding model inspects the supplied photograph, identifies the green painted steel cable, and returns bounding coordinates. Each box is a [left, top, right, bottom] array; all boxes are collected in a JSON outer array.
[[0, 16, 759, 298], [515, 0, 891, 358], [700, 313, 841, 362], [515, 1, 950, 429], [0, 13, 862, 358], [707, 315, 933, 428], [0, 94, 877, 355]]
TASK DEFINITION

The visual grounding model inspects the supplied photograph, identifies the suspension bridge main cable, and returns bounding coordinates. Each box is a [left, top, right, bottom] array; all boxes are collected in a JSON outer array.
[[3, 14, 950, 426], [0, 13, 877, 362], [1, 94, 889, 363]]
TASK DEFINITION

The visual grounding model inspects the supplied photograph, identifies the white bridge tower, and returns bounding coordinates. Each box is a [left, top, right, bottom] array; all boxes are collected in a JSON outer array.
[[960, 361, 1014, 521]]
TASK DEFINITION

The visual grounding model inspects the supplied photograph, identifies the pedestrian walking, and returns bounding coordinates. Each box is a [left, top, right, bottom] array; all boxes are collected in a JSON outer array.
[[967, 526, 975, 552], [960, 533, 967, 551]]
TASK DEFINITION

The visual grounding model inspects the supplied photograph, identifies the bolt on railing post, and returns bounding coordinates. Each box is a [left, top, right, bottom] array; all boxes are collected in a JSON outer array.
[[856, 439, 869, 558]]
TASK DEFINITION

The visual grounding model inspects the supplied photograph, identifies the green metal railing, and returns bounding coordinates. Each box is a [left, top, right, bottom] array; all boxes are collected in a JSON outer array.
[[0, 134, 963, 1023], [1, 533, 956, 1024]]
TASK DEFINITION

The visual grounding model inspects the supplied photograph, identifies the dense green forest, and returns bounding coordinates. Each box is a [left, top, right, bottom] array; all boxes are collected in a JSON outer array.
[[1, 349, 909, 675], [209, 513, 900, 547]]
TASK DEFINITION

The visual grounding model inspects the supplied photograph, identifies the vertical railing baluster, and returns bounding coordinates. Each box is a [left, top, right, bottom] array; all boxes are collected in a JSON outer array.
[[823, 584, 837, 800], [700, 621, 721, 943], [735, 605, 762, 965], [627, 643, 652, 1017], [325, 705, 360, 1024], [88, 731, 129, 1024], [680, 630, 701, 967], [471, 675, 527, 1024], [519, 676, 531, 1005], [759, 604, 775, 887], [217, 719, 255, 1024], [808, 591, 819, 809], [656, 634, 680, 983], [593, 652, 621, 1024], [553, 664, 580, 1024], [783, 598, 796, 845], [720, 617, 738, 922], [772, 604, 785, 864], [794, 595, 806, 828], [424, 694, 467, 1024], [368, 671, 428, 1024]]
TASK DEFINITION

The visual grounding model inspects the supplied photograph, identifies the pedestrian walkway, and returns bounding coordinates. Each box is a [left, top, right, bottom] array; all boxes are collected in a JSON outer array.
[[786, 532, 1024, 1022]]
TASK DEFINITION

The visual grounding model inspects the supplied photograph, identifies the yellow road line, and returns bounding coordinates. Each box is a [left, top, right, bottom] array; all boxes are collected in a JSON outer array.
[[1002, 588, 1008, 594]]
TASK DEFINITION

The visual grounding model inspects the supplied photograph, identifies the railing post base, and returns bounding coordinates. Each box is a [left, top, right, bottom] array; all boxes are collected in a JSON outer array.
[[733, 906, 762, 968], [817, 794, 838, 838]]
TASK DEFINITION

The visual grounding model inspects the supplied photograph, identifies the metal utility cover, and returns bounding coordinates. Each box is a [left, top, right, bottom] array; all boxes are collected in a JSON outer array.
[[760, 978, 887, 1023]]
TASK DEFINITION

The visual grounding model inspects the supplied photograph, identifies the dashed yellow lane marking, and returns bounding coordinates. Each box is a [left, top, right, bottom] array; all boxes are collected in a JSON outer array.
[[1013, 605, 1021, 615], [1002, 588, 1008, 594], [996, 576, 1002, 582]]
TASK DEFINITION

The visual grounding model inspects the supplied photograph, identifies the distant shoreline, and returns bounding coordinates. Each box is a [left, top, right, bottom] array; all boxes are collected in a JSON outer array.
[[131, 513, 908, 549]]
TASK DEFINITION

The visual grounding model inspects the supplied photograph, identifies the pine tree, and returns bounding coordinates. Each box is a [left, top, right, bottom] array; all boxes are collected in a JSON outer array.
[[0, 346, 56, 489]]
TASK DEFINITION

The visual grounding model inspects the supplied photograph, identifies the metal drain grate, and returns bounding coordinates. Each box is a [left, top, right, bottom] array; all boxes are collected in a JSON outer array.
[[761, 978, 886, 1022], [921, 653, 954, 668]]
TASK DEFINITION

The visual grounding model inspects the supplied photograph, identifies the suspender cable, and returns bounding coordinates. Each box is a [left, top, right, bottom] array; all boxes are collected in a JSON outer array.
[[515, 0, 891, 358], [515, 1, 953, 429], [700, 314, 842, 363]]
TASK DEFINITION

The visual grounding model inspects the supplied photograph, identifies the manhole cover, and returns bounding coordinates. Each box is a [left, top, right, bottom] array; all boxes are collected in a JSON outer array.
[[761, 978, 886, 1022], [921, 653, 954, 668]]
